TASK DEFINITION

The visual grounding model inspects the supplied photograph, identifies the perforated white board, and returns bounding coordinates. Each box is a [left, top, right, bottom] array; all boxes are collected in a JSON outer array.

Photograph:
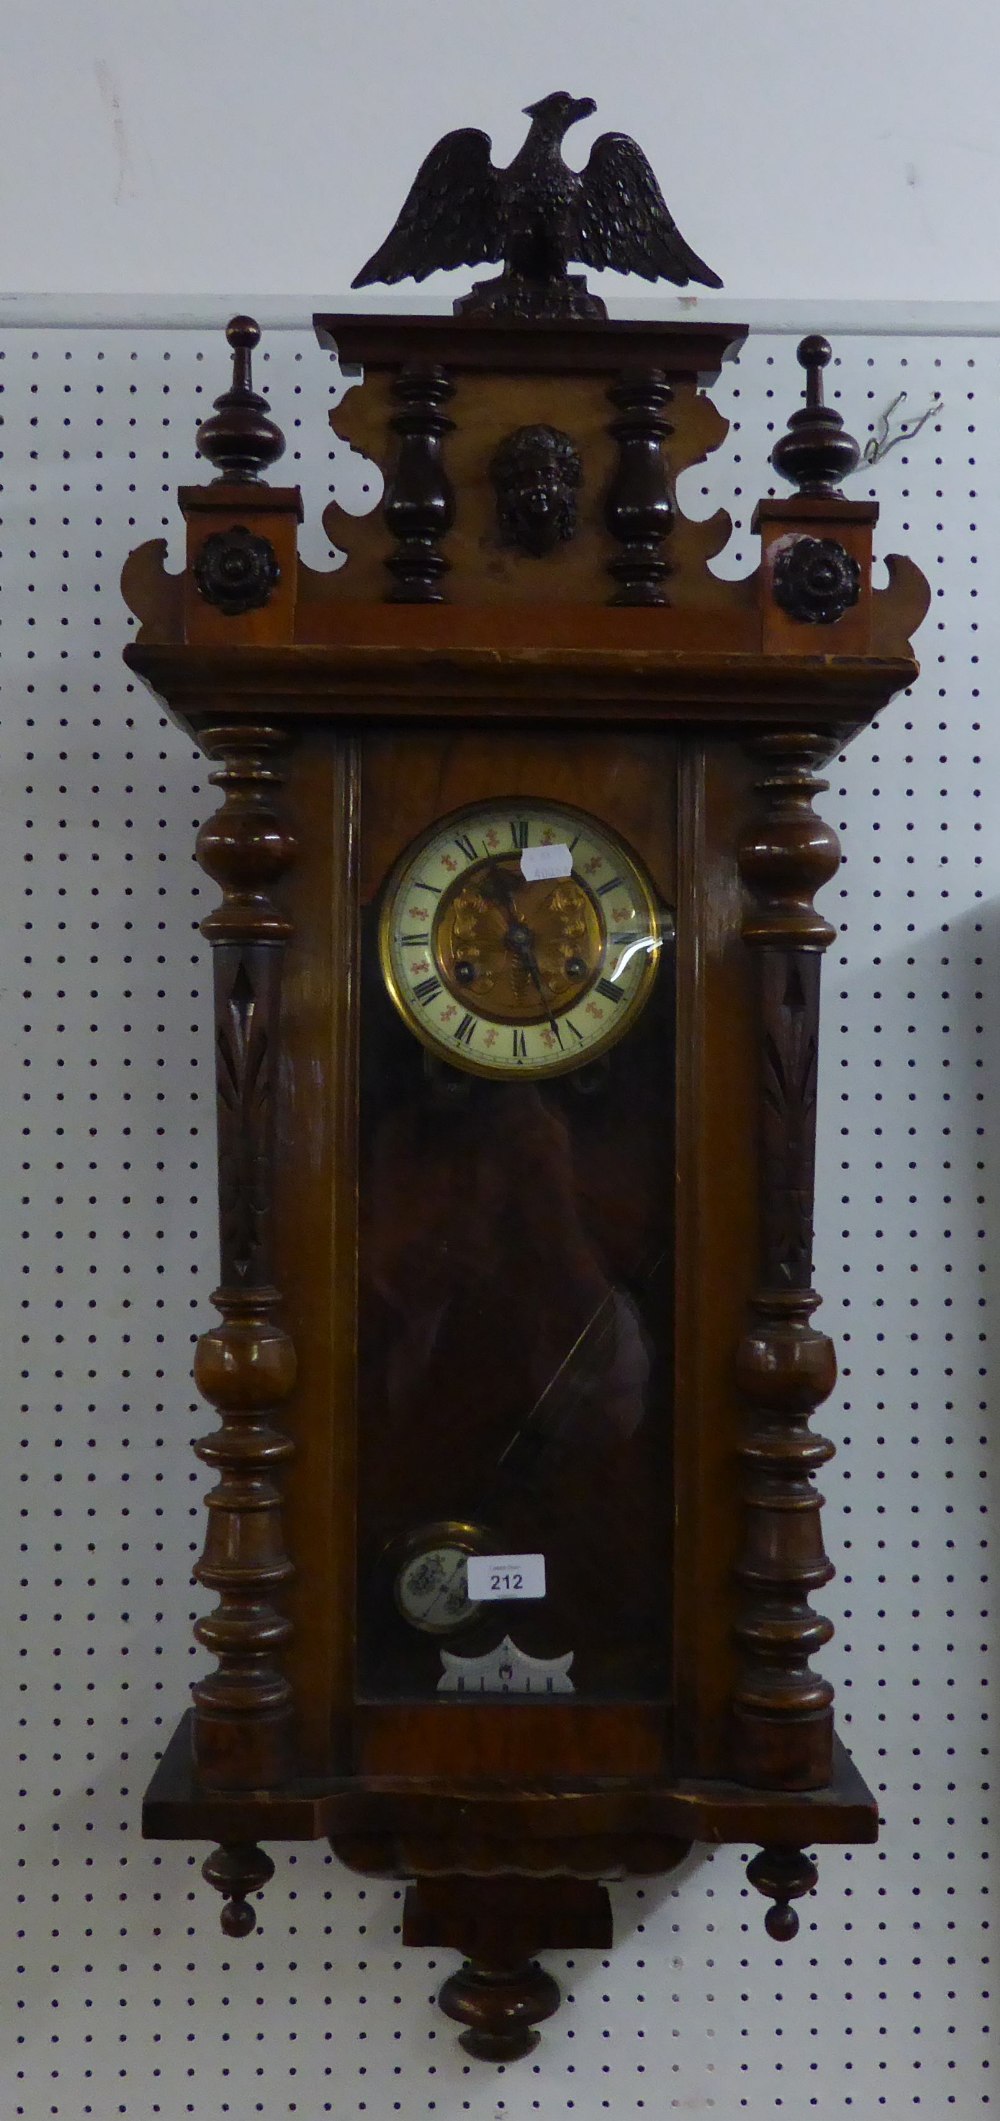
[[2, 322, 994, 2118]]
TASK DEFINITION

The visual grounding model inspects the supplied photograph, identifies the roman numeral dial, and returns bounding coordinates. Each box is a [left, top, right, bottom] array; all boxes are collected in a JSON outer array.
[[378, 798, 665, 1079]]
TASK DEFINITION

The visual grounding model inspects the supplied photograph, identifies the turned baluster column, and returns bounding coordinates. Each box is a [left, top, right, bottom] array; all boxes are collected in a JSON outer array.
[[188, 721, 297, 1925], [733, 730, 841, 1803], [383, 362, 456, 601], [604, 365, 673, 605]]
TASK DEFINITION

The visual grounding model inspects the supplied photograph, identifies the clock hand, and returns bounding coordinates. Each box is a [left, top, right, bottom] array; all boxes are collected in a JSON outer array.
[[509, 932, 563, 1044], [481, 857, 520, 913], [480, 863, 565, 1036]]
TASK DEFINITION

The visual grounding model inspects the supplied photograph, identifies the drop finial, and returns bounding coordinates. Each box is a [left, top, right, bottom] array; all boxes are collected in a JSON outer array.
[[746, 1845, 818, 1941]]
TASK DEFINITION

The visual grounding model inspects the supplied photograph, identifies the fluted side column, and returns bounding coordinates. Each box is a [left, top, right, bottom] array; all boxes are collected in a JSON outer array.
[[733, 730, 840, 1791], [189, 723, 297, 1797]]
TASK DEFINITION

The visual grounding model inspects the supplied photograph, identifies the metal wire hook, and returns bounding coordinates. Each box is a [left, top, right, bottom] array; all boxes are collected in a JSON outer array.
[[864, 388, 943, 466]]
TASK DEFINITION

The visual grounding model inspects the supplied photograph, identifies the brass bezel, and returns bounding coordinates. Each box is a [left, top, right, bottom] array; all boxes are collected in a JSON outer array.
[[377, 795, 667, 1080]]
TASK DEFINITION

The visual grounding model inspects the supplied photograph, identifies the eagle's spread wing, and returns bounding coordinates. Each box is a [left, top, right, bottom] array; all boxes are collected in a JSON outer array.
[[571, 132, 723, 289], [352, 128, 503, 288]]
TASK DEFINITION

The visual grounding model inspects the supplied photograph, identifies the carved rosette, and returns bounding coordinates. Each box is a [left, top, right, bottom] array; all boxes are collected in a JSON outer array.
[[189, 724, 297, 1843], [383, 362, 456, 601], [193, 524, 281, 616], [772, 535, 861, 626], [734, 733, 840, 1803]]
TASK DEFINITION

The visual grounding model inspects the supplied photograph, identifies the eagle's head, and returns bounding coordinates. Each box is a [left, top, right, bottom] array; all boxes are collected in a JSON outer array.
[[522, 92, 597, 138]]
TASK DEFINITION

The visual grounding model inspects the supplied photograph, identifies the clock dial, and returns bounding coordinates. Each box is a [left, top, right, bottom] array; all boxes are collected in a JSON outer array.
[[379, 800, 664, 1077]]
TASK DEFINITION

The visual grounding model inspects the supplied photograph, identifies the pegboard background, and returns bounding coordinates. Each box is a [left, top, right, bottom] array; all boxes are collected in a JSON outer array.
[[2, 321, 994, 2118]]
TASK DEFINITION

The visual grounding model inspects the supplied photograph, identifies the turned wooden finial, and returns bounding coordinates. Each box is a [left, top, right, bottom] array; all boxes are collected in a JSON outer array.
[[196, 315, 286, 482], [203, 1842, 276, 1938], [771, 334, 860, 497], [746, 1846, 819, 1941]]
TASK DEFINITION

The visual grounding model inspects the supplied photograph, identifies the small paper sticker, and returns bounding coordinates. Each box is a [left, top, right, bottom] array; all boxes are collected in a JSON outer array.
[[520, 844, 573, 881], [467, 1553, 547, 1602]]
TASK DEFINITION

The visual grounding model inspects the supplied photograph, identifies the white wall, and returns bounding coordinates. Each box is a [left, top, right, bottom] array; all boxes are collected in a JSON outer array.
[[3, 0, 1000, 304]]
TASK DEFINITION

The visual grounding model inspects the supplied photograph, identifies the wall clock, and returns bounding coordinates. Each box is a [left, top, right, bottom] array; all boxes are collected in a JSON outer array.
[[122, 295, 928, 2059]]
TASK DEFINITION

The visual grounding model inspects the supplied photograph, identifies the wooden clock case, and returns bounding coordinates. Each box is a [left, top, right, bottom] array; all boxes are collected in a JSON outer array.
[[123, 312, 928, 2059]]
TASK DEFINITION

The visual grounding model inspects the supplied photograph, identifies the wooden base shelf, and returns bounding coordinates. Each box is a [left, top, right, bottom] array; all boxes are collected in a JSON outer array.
[[143, 1710, 878, 1852]]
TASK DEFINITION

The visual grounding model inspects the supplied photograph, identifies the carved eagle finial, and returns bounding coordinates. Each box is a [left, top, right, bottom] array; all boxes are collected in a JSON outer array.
[[352, 93, 722, 321]]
